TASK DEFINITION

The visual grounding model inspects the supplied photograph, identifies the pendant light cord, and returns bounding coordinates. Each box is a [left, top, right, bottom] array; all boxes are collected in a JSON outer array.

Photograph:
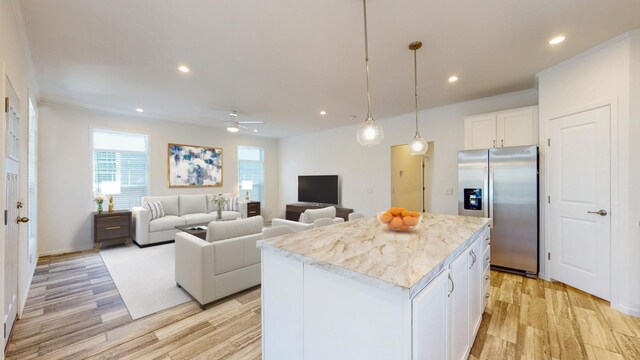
[[414, 48, 419, 136], [363, 0, 372, 120]]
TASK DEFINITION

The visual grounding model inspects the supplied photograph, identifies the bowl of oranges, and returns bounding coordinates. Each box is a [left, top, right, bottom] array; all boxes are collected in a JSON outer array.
[[378, 208, 422, 232]]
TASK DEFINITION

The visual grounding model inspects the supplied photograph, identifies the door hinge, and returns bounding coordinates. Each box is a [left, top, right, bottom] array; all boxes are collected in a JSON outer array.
[[547, 138, 551, 146], [4, 210, 7, 225], [548, 252, 551, 261], [547, 196, 551, 204], [4, 97, 8, 113], [3, 322, 6, 338]]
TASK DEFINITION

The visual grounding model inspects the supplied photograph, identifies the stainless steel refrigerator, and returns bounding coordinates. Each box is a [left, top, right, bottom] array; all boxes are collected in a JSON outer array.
[[458, 145, 539, 277]]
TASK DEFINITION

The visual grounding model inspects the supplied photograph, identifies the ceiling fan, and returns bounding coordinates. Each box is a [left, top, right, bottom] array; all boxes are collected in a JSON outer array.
[[226, 110, 264, 133]]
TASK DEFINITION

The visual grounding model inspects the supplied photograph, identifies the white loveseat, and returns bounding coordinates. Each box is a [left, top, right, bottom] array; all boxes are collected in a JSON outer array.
[[132, 194, 247, 247], [175, 216, 263, 308], [271, 206, 344, 232]]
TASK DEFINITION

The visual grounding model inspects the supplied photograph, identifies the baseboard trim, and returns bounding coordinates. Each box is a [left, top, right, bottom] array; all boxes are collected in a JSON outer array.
[[38, 246, 94, 257], [611, 303, 640, 317], [133, 240, 175, 248]]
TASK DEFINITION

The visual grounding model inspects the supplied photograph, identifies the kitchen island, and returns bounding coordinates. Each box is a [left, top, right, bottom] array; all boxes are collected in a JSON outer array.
[[258, 213, 492, 360]]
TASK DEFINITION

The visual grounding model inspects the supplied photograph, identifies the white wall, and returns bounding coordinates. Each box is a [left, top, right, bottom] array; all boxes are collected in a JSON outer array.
[[37, 103, 279, 255], [278, 89, 538, 217], [0, 0, 40, 331], [537, 29, 639, 316]]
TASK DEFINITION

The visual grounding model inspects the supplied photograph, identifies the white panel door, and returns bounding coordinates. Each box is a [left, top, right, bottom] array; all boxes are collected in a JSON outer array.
[[4, 79, 21, 349], [412, 269, 449, 360], [496, 107, 538, 147], [549, 106, 611, 300], [448, 252, 470, 360], [464, 114, 497, 150]]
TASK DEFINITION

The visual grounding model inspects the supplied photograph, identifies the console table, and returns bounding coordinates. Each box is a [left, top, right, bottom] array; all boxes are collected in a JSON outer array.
[[285, 203, 354, 221]]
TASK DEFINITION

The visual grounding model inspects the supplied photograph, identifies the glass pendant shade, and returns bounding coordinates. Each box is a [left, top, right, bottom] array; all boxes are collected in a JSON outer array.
[[356, 117, 384, 145], [408, 133, 428, 155]]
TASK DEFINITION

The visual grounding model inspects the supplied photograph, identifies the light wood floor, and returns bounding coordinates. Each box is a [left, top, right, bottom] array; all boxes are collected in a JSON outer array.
[[5, 251, 640, 359]]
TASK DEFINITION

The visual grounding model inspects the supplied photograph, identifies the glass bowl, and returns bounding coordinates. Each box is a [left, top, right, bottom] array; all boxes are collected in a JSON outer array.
[[377, 211, 423, 232]]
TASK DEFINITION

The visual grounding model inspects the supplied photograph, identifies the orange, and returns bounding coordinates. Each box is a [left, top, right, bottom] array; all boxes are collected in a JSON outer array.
[[379, 212, 393, 224], [389, 207, 402, 216], [398, 225, 409, 231], [411, 211, 421, 218], [403, 216, 419, 226], [401, 210, 411, 218], [389, 216, 404, 230]]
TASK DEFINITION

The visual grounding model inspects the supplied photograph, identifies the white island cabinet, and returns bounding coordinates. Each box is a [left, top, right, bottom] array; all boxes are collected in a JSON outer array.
[[259, 213, 491, 360]]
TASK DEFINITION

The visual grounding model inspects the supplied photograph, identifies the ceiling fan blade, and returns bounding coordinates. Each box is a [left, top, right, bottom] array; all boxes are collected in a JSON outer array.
[[238, 121, 264, 124]]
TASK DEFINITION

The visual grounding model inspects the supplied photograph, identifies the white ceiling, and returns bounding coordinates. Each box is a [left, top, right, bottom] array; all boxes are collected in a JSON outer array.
[[18, 0, 640, 137]]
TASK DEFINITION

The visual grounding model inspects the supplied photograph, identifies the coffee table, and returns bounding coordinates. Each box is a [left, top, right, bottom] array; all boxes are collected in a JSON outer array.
[[175, 222, 210, 240]]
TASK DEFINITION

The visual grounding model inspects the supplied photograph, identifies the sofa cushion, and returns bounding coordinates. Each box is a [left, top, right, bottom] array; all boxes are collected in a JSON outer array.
[[300, 206, 337, 224], [142, 196, 179, 216], [143, 201, 165, 220], [179, 195, 208, 216], [206, 216, 263, 242], [206, 193, 233, 213], [149, 215, 186, 232], [182, 213, 216, 225]]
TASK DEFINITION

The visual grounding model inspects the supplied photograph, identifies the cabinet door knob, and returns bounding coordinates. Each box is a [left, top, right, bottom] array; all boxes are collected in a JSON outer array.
[[485, 292, 490, 298]]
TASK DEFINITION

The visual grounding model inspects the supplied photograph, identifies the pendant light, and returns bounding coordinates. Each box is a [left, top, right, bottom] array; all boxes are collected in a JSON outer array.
[[408, 41, 428, 155], [356, 0, 384, 145]]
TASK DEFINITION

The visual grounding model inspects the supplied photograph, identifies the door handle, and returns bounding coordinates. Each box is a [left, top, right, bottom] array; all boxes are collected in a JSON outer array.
[[16, 216, 29, 224], [469, 250, 476, 269], [587, 209, 608, 216], [447, 273, 455, 297]]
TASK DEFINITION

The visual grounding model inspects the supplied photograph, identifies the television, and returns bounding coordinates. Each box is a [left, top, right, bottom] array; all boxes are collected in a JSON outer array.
[[298, 175, 339, 205]]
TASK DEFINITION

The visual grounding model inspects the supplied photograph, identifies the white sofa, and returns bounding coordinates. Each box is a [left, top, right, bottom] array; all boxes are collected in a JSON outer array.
[[271, 206, 344, 232], [132, 194, 247, 246], [175, 216, 263, 308]]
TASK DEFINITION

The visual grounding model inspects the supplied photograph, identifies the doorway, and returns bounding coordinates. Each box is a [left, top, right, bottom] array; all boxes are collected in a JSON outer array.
[[390, 142, 433, 212], [548, 105, 611, 300]]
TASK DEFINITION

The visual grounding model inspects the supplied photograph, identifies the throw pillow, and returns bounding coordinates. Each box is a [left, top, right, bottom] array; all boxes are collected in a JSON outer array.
[[224, 195, 239, 212], [143, 201, 165, 220]]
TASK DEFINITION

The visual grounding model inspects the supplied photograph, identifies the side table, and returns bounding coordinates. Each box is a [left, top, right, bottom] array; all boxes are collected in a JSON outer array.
[[92, 210, 132, 250]]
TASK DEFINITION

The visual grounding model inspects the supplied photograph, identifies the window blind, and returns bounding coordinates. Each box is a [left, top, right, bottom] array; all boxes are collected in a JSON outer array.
[[238, 146, 264, 203], [92, 130, 148, 210]]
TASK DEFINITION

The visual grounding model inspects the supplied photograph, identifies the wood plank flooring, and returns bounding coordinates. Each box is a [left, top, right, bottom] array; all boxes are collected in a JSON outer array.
[[6, 251, 640, 359]]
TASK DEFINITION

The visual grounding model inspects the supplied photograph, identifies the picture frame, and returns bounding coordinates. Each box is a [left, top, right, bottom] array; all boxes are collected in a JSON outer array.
[[168, 143, 223, 187]]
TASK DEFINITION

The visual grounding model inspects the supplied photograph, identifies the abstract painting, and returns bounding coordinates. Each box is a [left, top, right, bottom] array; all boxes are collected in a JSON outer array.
[[168, 143, 223, 187]]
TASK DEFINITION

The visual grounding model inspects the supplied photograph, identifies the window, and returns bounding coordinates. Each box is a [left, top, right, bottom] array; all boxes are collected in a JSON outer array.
[[238, 146, 264, 203], [92, 130, 148, 210]]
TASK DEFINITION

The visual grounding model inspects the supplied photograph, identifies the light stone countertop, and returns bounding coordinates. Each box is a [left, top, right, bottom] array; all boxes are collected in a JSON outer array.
[[258, 213, 491, 298]]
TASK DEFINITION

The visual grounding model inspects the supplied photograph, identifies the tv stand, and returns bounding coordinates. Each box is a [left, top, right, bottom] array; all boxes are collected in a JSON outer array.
[[286, 203, 354, 221]]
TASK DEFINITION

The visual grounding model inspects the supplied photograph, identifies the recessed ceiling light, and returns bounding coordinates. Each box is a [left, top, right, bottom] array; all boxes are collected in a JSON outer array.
[[548, 35, 566, 45], [178, 65, 190, 73], [448, 75, 459, 83], [135, 108, 144, 113], [253, 129, 258, 133], [320, 110, 327, 115]]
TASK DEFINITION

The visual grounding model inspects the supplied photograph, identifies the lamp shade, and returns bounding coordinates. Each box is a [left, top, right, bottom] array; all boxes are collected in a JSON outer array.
[[241, 180, 253, 191], [100, 181, 121, 195]]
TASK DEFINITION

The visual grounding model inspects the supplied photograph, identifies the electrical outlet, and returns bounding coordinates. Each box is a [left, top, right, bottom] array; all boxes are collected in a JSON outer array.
[[445, 188, 454, 196], [366, 188, 374, 194]]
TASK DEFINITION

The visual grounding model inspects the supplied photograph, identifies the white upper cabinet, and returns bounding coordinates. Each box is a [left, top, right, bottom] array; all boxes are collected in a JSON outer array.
[[464, 106, 538, 150], [464, 114, 497, 150]]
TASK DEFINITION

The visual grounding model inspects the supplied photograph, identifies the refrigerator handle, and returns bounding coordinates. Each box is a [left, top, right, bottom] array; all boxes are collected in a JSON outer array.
[[489, 167, 494, 228], [483, 167, 489, 219]]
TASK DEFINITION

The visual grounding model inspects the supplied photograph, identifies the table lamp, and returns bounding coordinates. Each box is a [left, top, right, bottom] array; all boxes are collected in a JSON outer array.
[[241, 181, 253, 201], [100, 181, 121, 212]]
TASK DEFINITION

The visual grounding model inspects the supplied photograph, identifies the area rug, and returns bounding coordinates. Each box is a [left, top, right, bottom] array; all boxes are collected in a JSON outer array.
[[99, 243, 192, 319]]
